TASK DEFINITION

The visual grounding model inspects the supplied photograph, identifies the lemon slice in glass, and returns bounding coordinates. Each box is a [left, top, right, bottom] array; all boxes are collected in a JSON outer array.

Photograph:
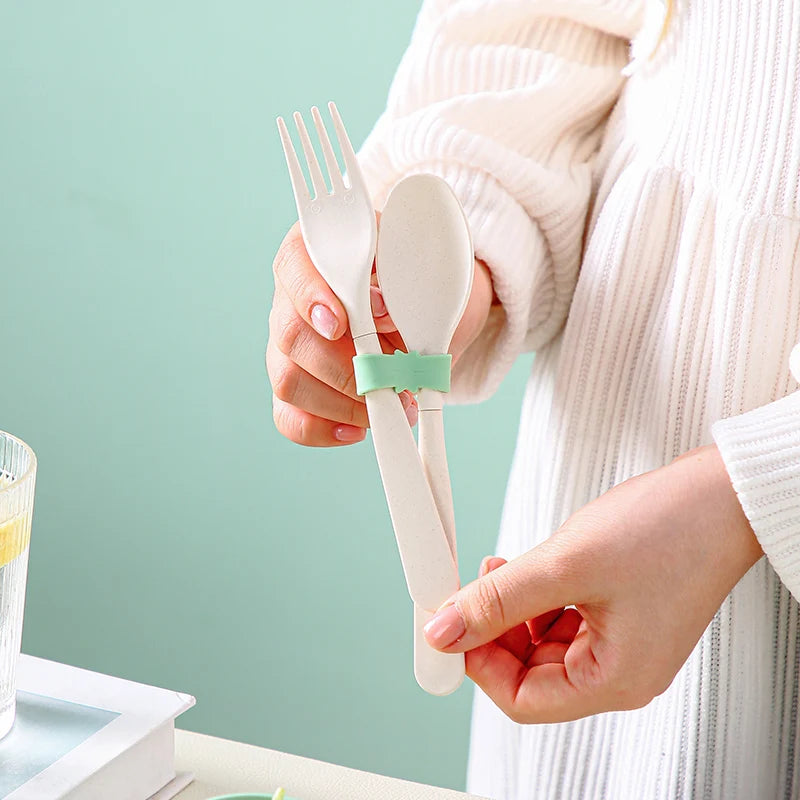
[[0, 515, 30, 568]]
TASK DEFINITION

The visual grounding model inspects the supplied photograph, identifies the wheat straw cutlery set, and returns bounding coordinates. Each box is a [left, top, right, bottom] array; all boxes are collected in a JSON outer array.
[[277, 102, 474, 696]]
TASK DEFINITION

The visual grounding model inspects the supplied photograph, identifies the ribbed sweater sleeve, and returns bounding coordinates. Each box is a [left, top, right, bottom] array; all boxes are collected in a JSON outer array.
[[357, 0, 645, 402], [713, 353, 800, 602]]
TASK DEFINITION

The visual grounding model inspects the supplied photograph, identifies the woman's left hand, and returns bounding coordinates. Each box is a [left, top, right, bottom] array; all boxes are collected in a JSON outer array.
[[424, 444, 763, 723]]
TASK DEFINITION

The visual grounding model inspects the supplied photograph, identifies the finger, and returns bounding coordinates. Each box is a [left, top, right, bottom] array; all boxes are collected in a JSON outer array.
[[270, 288, 414, 418], [380, 329, 406, 353], [267, 333, 417, 431], [368, 269, 403, 349], [477, 557, 532, 660], [450, 257, 494, 364], [371, 289, 391, 328], [267, 342, 370, 428], [466, 644, 600, 724], [495, 623, 534, 662], [465, 641, 527, 708], [478, 556, 564, 648], [529, 608, 566, 643], [370, 283, 398, 335], [269, 287, 362, 400], [478, 556, 507, 578], [540, 608, 582, 644], [424, 542, 582, 653], [527, 642, 570, 667], [272, 396, 366, 447], [374, 315, 398, 334], [273, 223, 348, 341]]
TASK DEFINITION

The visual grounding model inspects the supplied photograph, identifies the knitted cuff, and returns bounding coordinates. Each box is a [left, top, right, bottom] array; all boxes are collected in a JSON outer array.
[[713, 390, 800, 600]]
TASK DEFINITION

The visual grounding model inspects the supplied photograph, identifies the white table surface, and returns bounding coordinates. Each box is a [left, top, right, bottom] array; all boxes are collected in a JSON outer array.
[[173, 729, 487, 800]]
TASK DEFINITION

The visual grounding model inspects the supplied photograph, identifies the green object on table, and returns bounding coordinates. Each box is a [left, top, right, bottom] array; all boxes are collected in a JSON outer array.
[[353, 350, 452, 395]]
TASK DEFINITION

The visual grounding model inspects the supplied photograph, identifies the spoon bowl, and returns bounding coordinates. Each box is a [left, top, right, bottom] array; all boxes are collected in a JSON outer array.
[[376, 174, 474, 356]]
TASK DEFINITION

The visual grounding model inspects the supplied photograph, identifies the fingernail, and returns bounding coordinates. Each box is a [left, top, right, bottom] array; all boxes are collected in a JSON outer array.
[[370, 286, 387, 318], [478, 556, 492, 577], [310, 304, 338, 340], [334, 424, 365, 442], [424, 604, 466, 649]]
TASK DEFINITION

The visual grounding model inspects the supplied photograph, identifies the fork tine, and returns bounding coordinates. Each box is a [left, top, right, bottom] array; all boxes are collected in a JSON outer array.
[[328, 101, 361, 190], [294, 111, 327, 199], [276, 116, 310, 207], [311, 106, 345, 193]]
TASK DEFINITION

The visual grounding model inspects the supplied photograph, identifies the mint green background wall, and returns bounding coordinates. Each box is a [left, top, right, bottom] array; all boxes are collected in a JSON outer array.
[[1, 2, 533, 792]]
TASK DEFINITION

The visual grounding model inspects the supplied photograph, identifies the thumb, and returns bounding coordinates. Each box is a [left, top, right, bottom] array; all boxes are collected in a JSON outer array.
[[423, 547, 578, 652], [369, 274, 398, 335]]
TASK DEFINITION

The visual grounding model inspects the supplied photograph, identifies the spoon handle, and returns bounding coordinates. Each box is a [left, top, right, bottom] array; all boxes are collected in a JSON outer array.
[[418, 395, 456, 562], [413, 391, 465, 695]]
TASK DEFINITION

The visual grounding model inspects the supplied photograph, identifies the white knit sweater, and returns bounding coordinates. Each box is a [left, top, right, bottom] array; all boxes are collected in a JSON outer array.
[[358, 0, 800, 797]]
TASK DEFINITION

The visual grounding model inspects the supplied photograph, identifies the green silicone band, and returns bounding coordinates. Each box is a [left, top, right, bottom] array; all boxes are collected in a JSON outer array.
[[208, 793, 291, 800], [353, 350, 452, 395]]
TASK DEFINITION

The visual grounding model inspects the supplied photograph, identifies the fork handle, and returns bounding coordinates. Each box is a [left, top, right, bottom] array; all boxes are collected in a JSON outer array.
[[414, 604, 465, 695], [355, 334, 459, 611]]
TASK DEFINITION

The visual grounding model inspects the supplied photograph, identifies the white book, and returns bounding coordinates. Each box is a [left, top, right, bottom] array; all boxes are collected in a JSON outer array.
[[0, 655, 195, 800]]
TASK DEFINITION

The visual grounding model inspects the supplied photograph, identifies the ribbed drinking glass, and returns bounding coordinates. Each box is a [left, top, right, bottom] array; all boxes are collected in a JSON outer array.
[[0, 431, 36, 740]]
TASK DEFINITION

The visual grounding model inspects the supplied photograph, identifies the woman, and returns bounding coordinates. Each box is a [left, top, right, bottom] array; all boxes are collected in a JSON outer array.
[[266, 0, 800, 796]]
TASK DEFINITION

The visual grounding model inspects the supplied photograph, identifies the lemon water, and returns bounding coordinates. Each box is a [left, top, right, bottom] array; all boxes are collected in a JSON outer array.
[[0, 549, 29, 736], [0, 502, 31, 738]]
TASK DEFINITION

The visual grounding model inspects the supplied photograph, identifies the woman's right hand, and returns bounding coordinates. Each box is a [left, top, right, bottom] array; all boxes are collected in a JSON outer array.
[[266, 219, 495, 447]]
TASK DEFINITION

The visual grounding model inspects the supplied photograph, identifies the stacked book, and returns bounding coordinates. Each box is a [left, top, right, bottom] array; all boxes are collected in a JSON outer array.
[[0, 655, 195, 800]]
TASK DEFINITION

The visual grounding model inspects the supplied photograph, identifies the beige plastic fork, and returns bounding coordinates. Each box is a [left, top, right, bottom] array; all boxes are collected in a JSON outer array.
[[276, 103, 460, 622]]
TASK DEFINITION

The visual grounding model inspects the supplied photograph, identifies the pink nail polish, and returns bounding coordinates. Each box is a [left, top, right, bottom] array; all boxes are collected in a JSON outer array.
[[334, 424, 364, 443], [310, 304, 338, 340], [423, 604, 466, 649]]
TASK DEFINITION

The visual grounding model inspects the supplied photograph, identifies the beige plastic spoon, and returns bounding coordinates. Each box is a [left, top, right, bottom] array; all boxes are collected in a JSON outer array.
[[376, 174, 474, 696]]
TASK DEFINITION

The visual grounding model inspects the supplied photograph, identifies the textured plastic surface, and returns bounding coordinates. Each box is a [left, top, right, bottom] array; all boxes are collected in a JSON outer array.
[[277, 106, 459, 613], [376, 174, 474, 696], [353, 350, 451, 395], [376, 175, 474, 358]]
